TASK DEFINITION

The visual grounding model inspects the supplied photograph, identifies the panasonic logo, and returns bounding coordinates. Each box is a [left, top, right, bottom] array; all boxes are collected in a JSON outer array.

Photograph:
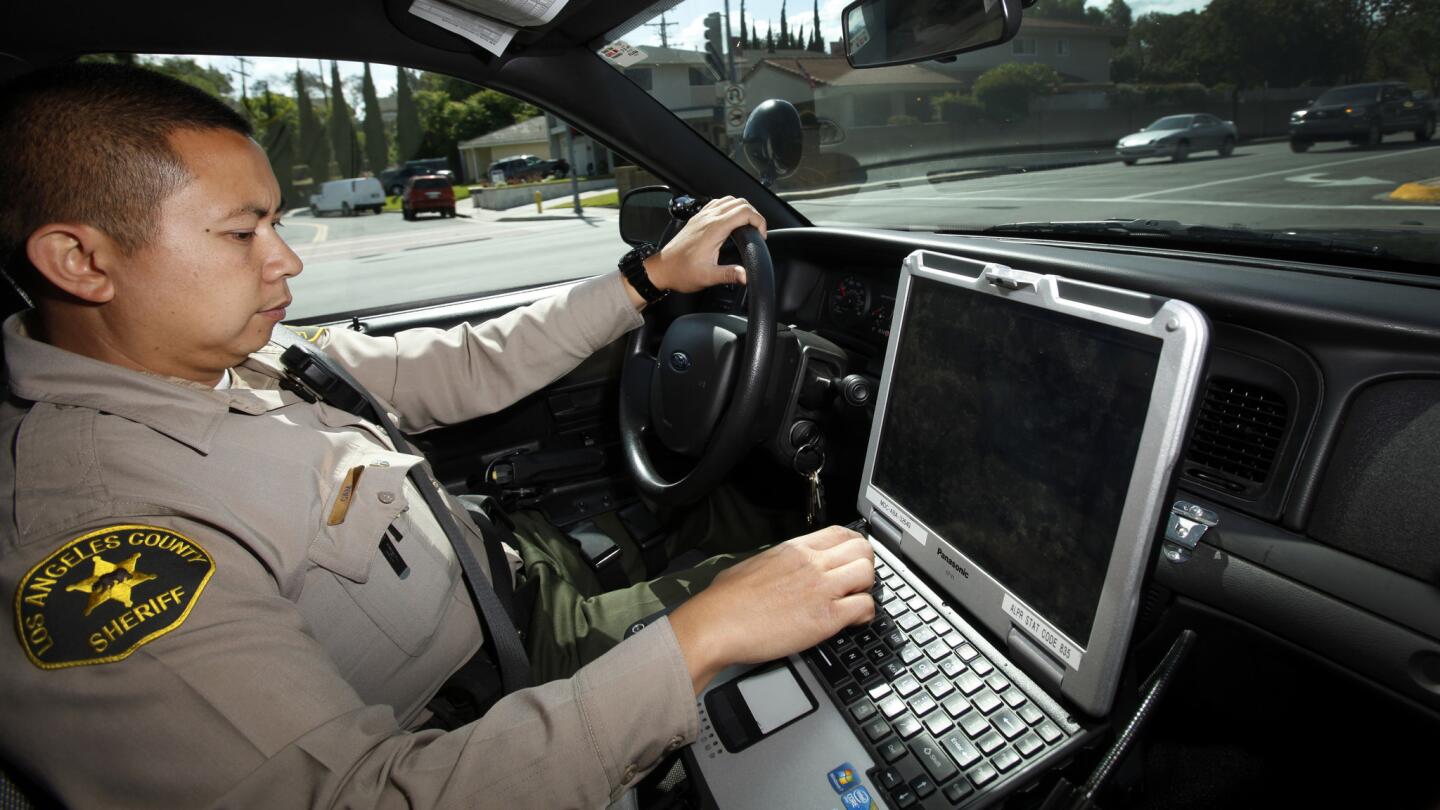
[[936, 546, 970, 579]]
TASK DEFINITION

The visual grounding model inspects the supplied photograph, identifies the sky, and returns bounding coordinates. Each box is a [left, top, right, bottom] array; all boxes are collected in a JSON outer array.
[[172, 0, 1210, 99], [616, 0, 1209, 52]]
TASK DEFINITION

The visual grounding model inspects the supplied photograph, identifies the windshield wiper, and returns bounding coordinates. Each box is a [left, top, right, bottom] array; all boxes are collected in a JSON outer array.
[[981, 219, 1389, 258]]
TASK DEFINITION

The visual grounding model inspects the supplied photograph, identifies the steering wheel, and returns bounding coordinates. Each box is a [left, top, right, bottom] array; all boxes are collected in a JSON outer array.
[[619, 223, 777, 507]]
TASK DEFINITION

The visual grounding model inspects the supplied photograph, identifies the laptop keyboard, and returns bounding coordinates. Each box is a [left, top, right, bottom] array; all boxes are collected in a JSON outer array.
[[804, 556, 1074, 809]]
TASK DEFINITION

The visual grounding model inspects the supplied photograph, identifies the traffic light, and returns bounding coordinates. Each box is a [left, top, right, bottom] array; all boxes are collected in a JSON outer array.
[[703, 12, 725, 79]]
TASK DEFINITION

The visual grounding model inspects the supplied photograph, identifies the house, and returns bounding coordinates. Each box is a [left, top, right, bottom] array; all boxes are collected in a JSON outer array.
[[931, 17, 1117, 84], [744, 55, 962, 127], [612, 45, 728, 144], [456, 115, 551, 184]]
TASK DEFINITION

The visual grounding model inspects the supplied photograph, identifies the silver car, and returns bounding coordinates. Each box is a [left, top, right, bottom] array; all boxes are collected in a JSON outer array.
[[1116, 114, 1239, 164]]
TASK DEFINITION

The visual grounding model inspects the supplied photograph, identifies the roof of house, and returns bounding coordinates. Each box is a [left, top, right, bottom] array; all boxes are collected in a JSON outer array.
[[457, 115, 550, 149], [748, 56, 959, 88]]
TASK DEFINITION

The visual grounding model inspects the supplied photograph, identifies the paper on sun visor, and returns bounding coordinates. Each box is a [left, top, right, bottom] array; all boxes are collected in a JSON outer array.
[[409, 0, 517, 57], [599, 40, 648, 68], [442, 0, 570, 27]]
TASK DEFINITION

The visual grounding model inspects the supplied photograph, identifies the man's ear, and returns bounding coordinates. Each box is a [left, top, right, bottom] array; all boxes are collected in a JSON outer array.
[[25, 223, 119, 304]]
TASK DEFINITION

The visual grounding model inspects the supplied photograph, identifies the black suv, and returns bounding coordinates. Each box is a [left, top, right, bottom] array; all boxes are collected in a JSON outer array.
[[1289, 81, 1436, 152], [379, 159, 455, 196]]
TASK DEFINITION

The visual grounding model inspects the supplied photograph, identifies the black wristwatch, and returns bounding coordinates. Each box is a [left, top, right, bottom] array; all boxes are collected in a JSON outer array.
[[618, 242, 668, 304]]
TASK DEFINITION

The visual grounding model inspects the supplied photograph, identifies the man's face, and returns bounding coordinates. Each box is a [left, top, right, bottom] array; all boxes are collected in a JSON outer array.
[[108, 128, 301, 382]]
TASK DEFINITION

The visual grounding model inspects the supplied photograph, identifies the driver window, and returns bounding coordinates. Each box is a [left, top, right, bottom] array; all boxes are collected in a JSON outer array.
[[78, 53, 628, 322]]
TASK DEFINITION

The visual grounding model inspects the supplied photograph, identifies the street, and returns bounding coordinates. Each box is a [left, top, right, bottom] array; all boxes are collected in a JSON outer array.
[[282, 204, 628, 319], [283, 139, 1439, 320], [794, 139, 1440, 234]]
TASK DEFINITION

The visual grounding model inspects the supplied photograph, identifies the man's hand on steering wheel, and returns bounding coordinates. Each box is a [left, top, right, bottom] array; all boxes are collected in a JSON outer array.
[[636, 197, 767, 300]]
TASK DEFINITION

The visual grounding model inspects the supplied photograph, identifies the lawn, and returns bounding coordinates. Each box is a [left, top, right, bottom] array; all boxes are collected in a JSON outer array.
[[545, 190, 619, 210]]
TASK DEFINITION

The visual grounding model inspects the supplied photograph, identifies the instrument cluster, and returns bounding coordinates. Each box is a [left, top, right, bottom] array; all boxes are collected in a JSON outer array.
[[826, 273, 895, 344]]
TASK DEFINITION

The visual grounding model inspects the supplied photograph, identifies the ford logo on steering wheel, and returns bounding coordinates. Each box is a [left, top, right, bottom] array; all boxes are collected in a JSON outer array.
[[669, 351, 691, 372]]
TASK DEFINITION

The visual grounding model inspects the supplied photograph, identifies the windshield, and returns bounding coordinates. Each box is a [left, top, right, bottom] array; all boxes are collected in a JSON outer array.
[[1144, 115, 1192, 131], [602, 0, 1440, 269], [1316, 86, 1380, 105], [413, 177, 450, 189]]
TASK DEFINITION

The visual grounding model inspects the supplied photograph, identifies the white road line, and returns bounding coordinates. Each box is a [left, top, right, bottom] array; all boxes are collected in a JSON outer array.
[[1117, 145, 1440, 200], [799, 195, 1440, 211], [282, 221, 328, 244]]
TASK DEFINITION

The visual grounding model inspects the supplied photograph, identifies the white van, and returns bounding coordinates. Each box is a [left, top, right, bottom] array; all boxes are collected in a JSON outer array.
[[307, 177, 385, 216]]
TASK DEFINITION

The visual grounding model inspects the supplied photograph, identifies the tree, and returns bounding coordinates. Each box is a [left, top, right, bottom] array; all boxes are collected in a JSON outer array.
[[294, 68, 331, 183], [396, 67, 424, 162], [972, 63, 1063, 123], [1104, 0, 1133, 47], [780, 1, 790, 49], [146, 57, 234, 98], [361, 63, 389, 176], [1028, 0, 1104, 23], [740, 0, 748, 49], [250, 85, 297, 206], [812, 0, 825, 52], [766, 23, 775, 53], [327, 61, 361, 177]]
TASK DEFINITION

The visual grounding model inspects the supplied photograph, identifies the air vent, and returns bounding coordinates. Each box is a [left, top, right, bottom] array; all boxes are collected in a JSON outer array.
[[1185, 377, 1288, 493]]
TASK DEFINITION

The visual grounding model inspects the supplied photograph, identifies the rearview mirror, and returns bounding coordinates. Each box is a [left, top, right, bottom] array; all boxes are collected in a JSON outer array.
[[843, 0, 1023, 69], [619, 186, 673, 246]]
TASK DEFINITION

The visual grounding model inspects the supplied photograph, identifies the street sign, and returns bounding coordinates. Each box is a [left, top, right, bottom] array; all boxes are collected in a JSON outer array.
[[723, 83, 745, 107], [725, 105, 747, 135]]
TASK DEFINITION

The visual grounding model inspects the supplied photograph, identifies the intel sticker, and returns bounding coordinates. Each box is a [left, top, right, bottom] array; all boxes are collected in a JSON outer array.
[[840, 785, 876, 809]]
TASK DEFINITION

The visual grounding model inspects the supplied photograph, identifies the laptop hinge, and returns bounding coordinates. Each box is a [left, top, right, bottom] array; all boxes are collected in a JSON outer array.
[[867, 510, 903, 555], [1006, 626, 1066, 692]]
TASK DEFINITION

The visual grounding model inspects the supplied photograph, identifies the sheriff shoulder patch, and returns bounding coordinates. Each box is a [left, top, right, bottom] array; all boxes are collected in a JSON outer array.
[[15, 525, 215, 670]]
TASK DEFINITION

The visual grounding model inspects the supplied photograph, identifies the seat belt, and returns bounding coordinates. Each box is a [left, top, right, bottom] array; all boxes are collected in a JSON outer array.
[[276, 340, 533, 694]]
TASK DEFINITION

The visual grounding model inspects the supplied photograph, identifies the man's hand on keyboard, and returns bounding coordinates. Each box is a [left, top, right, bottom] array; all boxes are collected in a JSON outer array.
[[669, 525, 876, 694]]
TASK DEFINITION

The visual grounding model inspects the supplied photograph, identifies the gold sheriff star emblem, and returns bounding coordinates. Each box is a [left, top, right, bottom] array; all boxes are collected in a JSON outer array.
[[65, 552, 158, 616]]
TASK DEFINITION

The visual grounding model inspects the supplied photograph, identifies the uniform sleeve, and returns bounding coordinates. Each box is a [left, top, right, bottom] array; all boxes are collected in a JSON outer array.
[[319, 272, 643, 432], [0, 517, 697, 810]]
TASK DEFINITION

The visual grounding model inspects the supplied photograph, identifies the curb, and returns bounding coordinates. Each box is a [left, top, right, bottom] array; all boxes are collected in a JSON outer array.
[[1390, 177, 1440, 203]]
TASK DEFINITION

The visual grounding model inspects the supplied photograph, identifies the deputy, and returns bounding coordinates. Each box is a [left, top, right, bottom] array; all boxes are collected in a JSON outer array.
[[0, 64, 876, 808]]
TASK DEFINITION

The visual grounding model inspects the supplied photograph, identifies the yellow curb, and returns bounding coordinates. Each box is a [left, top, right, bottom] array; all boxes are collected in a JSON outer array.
[[1390, 177, 1440, 202]]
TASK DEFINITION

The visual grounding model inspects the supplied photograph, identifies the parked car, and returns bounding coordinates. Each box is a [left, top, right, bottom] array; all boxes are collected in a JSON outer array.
[[307, 177, 385, 216], [1289, 81, 1436, 151], [487, 154, 568, 184], [1115, 114, 1238, 164], [400, 174, 456, 220], [379, 160, 454, 196]]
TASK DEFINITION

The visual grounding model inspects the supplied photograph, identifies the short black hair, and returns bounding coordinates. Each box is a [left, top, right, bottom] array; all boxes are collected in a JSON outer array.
[[0, 62, 253, 297]]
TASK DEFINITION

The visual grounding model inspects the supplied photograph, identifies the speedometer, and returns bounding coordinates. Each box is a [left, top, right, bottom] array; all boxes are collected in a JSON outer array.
[[829, 275, 870, 322]]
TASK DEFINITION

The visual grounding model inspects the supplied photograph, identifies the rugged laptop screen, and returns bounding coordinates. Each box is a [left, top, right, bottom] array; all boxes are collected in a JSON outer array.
[[871, 275, 1161, 646], [860, 252, 1205, 716]]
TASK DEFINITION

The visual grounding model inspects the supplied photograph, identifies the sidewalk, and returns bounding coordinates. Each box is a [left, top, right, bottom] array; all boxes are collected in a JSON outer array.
[[463, 187, 619, 223]]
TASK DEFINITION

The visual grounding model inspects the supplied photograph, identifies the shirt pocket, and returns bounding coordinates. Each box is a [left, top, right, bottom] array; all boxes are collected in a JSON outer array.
[[307, 451, 459, 657]]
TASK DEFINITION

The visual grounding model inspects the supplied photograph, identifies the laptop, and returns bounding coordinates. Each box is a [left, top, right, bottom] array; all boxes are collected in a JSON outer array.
[[685, 249, 1208, 809]]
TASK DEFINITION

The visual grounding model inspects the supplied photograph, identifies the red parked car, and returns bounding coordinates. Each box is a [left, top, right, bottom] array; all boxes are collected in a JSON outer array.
[[401, 174, 456, 220]]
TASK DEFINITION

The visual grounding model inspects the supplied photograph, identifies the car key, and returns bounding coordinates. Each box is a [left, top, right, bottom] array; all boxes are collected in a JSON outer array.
[[794, 442, 827, 528]]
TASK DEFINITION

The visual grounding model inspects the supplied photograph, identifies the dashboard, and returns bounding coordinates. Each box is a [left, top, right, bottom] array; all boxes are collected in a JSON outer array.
[[750, 227, 1440, 726]]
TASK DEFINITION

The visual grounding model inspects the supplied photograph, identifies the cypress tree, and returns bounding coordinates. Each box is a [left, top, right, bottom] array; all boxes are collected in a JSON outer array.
[[780, 1, 789, 49], [295, 67, 331, 183], [812, 0, 825, 52], [328, 61, 359, 178], [396, 67, 423, 163], [361, 63, 389, 176]]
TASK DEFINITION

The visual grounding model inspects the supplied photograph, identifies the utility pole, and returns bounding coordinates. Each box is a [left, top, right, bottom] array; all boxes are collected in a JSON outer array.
[[644, 12, 677, 47], [315, 59, 329, 104], [232, 56, 253, 118], [565, 122, 582, 216], [722, 0, 737, 83]]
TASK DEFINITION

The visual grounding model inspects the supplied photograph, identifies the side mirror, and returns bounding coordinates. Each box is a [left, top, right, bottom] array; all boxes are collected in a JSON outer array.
[[843, 0, 1023, 69], [743, 99, 804, 186], [619, 186, 674, 246]]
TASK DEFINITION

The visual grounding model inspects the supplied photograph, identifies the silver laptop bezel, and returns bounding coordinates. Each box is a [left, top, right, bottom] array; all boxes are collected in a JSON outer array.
[[856, 249, 1208, 718]]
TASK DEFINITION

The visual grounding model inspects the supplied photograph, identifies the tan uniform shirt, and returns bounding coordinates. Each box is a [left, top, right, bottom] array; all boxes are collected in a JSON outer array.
[[0, 274, 699, 809]]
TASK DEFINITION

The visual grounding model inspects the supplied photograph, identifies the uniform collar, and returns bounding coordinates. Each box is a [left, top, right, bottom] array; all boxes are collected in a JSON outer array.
[[2, 313, 301, 455]]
